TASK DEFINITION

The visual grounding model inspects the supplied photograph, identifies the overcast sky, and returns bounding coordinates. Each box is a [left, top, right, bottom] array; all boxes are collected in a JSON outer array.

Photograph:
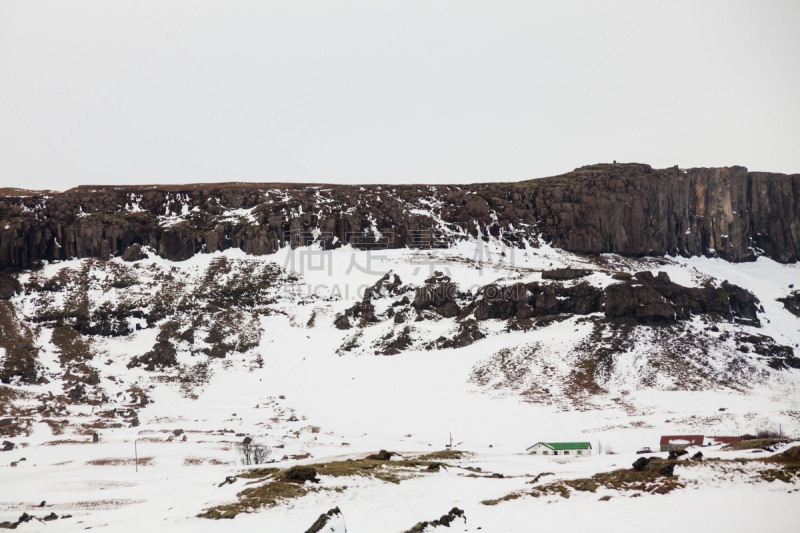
[[1, 1, 798, 190]]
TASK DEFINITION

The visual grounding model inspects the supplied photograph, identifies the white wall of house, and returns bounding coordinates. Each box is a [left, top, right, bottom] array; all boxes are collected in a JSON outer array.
[[526, 443, 591, 456], [527, 443, 553, 455]]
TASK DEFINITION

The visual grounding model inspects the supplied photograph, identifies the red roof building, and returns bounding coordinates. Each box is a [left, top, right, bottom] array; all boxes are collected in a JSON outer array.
[[708, 436, 741, 444], [660, 435, 704, 451]]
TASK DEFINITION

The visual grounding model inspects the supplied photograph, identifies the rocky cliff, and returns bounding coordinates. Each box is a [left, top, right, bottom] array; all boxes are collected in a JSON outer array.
[[1, 163, 798, 271]]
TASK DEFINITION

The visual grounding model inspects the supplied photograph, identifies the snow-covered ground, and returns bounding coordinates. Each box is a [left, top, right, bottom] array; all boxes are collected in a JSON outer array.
[[1, 240, 799, 531]]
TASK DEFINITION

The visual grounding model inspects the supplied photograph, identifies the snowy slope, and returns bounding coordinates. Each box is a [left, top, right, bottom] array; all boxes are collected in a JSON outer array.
[[1, 238, 799, 532]]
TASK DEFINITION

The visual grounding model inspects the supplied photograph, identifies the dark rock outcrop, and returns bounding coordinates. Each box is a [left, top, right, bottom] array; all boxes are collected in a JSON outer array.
[[632, 456, 676, 476], [1, 164, 797, 271], [128, 340, 178, 371], [338, 272, 410, 329], [281, 465, 319, 484], [365, 449, 397, 460], [604, 272, 760, 325], [382, 327, 413, 355], [413, 274, 461, 318], [305, 507, 345, 533], [121, 243, 147, 262], [464, 271, 759, 325], [0, 273, 21, 299], [542, 268, 592, 280], [0, 341, 39, 385], [778, 291, 800, 318], [439, 319, 485, 349], [403, 507, 466, 532]]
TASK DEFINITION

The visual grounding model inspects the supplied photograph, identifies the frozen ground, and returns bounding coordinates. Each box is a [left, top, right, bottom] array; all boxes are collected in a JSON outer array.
[[1, 240, 799, 531]]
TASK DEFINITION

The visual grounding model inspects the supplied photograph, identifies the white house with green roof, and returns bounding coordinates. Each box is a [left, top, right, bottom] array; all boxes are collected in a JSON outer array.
[[526, 442, 592, 456]]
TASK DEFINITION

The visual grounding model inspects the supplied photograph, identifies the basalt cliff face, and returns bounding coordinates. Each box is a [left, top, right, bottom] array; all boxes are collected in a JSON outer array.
[[1, 163, 798, 271]]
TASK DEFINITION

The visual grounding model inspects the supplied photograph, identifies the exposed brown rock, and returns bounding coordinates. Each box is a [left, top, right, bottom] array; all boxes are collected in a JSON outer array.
[[778, 291, 800, 318], [305, 507, 344, 533], [0, 273, 21, 299], [542, 268, 592, 280], [1, 164, 797, 271], [128, 340, 178, 371], [120, 243, 147, 262], [463, 272, 759, 325]]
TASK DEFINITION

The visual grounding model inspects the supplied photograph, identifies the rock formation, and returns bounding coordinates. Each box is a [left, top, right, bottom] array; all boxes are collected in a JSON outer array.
[[0, 163, 797, 271]]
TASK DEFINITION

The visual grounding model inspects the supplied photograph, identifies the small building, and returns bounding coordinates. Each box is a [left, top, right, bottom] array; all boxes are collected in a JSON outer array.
[[659, 435, 704, 452], [708, 436, 741, 445], [526, 442, 592, 456]]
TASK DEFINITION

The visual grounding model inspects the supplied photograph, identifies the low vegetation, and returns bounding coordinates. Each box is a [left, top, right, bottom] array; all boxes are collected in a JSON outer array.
[[85, 457, 154, 467], [199, 452, 451, 519], [483, 457, 684, 506], [418, 449, 465, 461]]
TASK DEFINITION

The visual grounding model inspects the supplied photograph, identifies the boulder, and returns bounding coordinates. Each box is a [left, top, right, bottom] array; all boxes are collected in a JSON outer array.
[[0, 273, 21, 299], [632, 457, 676, 476], [305, 507, 346, 533], [281, 466, 319, 484], [121, 243, 147, 262]]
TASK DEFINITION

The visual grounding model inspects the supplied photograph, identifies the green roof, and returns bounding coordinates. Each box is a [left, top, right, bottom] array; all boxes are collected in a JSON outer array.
[[533, 442, 592, 450]]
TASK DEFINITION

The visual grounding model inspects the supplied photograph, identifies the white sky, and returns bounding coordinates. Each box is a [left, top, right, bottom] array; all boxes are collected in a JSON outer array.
[[1, 0, 799, 190]]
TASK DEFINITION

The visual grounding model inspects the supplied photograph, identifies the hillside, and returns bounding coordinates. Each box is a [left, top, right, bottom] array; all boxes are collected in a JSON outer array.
[[0, 164, 799, 532]]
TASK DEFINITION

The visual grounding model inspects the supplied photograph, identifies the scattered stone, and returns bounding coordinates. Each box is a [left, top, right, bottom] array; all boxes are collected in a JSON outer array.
[[403, 507, 465, 532], [668, 449, 689, 460], [172, 429, 184, 436], [304, 507, 345, 533], [218, 476, 237, 487]]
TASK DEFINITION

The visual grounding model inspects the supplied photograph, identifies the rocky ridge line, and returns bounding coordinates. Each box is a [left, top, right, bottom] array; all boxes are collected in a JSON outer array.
[[1, 163, 798, 271]]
